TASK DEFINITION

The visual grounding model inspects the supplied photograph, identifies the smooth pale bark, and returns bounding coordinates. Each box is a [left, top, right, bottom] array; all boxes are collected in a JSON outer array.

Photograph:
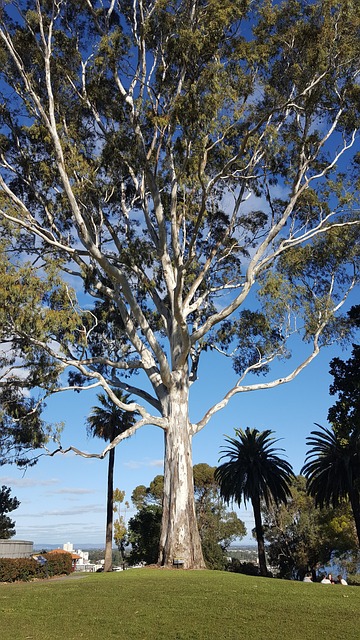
[[158, 373, 205, 569], [104, 447, 115, 572]]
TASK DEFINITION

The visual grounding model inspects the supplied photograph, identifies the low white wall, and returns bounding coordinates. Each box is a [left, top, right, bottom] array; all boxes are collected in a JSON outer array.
[[0, 540, 34, 558]]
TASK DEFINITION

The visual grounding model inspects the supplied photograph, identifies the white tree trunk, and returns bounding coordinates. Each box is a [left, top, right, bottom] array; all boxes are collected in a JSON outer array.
[[158, 375, 205, 569]]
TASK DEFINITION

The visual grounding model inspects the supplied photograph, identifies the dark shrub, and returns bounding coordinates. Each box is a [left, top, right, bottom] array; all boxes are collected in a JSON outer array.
[[202, 539, 227, 571], [0, 558, 38, 582], [44, 551, 72, 576], [0, 552, 72, 582], [228, 558, 261, 576]]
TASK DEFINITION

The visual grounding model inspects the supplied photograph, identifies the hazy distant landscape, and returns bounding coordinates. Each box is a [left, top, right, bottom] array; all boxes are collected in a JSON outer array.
[[34, 543, 257, 555]]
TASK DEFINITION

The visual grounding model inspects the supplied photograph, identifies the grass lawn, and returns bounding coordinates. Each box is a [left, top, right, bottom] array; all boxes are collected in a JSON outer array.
[[0, 569, 359, 640]]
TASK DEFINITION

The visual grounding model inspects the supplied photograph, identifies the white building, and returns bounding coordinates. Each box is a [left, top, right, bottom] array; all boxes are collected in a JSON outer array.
[[63, 542, 101, 572]]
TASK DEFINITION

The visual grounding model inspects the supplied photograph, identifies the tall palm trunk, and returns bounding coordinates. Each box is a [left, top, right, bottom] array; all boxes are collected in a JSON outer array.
[[104, 447, 115, 572], [87, 391, 136, 572], [252, 493, 268, 577]]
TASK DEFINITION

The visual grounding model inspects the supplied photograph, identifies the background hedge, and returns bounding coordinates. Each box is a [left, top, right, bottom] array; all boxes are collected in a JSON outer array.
[[0, 552, 72, 582]]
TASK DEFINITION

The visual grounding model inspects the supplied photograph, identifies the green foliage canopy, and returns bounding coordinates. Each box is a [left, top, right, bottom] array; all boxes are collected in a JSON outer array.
[[301, 423, 360, 546], [0, 485, 20, 539], [262, 475, 357, 580], [127, 505, 163, 566], [328, 315, 360, 440]]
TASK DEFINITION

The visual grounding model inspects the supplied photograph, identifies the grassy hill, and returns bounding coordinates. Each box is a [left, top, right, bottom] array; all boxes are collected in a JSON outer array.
[[0, 568, 359, 639]]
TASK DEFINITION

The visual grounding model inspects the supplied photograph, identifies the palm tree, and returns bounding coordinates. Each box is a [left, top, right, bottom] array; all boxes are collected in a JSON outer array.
[[215, 428, 294, 576], [301, 423, 360, 546], [87, 390, 137, 572]]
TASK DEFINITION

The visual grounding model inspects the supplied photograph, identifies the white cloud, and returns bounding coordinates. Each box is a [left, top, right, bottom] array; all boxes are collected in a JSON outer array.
[[149, 459, 164, 467], [15, 521, 105, 537], [0, 476, 59, 488], [47, 488, 96, 495], [16, 504, 104, 518], [123, 458, 163, 470]]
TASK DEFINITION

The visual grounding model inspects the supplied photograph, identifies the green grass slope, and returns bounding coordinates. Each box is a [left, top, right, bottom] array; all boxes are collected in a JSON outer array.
[[0, 569, 359, 639]]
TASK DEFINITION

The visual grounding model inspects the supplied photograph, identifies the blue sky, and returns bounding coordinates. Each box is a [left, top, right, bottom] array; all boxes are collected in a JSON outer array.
[[1, 332, 358, 548]]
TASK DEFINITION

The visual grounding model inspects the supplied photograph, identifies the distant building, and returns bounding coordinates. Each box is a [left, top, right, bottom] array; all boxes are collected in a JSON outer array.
[[63, 542, 102, 572], [46, 548, 81, 571]]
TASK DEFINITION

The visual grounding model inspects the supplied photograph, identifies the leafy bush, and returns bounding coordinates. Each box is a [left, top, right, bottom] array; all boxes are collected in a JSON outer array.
[[0, 558, 38, 582], [44, 552, 72, 576], [227, 558, 261, 576], [347, 574, 360, 586], [0, 552, 72, 582], [128, 505, 162, 565], [202, 539, 227, 571]]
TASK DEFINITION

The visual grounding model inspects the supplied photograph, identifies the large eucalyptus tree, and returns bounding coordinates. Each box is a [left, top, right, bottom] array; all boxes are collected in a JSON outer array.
[[0, 1, 359, 568]]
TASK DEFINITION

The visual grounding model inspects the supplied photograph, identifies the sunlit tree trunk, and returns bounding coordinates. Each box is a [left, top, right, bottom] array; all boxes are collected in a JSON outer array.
[[158, 371, 205, 569]]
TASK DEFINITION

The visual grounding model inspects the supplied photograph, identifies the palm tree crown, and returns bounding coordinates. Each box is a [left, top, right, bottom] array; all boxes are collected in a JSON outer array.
[[86, 390, 135, 442], [215, 427, 294, 576], [215, 428, 294, 508], [86, 390, 137, 571], [301, 423, 360, 545]]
